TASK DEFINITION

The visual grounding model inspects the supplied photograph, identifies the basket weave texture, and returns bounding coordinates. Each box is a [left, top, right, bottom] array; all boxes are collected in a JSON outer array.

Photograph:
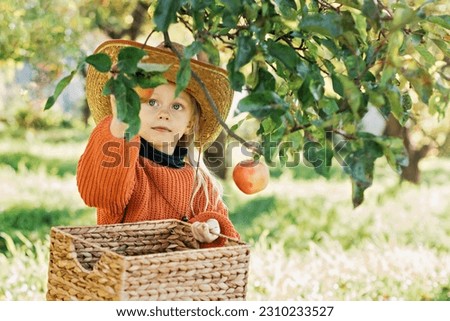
[[46, 219, 250, 301]]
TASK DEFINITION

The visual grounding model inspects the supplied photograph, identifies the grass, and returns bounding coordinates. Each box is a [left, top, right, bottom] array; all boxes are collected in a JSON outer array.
[[0, 233, 49, 300], [0, 123, 449, 300], [247, 238, 450, 300]]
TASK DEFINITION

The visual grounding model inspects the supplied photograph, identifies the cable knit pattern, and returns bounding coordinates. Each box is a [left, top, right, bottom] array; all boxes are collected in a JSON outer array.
[[77, 116, 239, 247]]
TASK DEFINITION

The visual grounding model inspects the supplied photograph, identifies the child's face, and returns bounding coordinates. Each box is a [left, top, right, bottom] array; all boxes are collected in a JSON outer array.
[[138, 83, 195, 154]]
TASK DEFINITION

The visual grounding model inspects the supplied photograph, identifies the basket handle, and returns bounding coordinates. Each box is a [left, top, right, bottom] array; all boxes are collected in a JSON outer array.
[[49, 227, 122, 274]]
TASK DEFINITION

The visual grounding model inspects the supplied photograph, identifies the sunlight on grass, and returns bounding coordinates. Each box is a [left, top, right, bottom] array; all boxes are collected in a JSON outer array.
[[0, 165, 82, 207], [248, 235, 450, 300], [0, 233, 49, 300]]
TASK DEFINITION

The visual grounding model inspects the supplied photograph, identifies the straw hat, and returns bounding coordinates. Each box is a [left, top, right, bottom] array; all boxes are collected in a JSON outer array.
[[86, 39, 233, 147]]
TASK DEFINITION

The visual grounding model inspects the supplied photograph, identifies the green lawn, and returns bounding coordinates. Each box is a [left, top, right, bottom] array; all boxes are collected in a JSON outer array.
[[1, 125, 449, 300]]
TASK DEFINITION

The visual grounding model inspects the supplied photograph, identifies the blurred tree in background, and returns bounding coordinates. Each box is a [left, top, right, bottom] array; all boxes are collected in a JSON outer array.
[[0, 0, 152, 124]]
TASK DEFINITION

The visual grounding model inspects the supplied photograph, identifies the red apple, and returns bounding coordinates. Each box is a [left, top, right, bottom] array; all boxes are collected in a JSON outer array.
[[232, 159, 270, 194]]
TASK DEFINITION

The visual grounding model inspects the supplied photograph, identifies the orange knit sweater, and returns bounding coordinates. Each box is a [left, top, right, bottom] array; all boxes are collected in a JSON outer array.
[[76, 116, 239, 247]]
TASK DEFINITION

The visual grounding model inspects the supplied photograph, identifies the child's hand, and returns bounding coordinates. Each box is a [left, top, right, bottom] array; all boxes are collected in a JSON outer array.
[[191, 219, 220, 243]]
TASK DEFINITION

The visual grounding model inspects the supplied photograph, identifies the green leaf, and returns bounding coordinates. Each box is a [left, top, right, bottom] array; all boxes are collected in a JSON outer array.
[[102, 78, 114, 96], [201, 39, 220, 66], [85, 53, 112, 73], [230, 116, 247, 132], [260, 115, 283, 133], [362, 0, 380, 25], [403, 64, 433, 104], [297, 77, 315, 106], [415, 45, 436, 66], [227, 59, 245, 91], [384, 85, 402, 122], [266, 39, 300, 70], [344, 139, 383, 207], [222, 10, 239, 28], [137, 63, 171, 73], [191, 0, 214, 11], [334, 74, 363, 116], [237, 91, 289, 119], [391, 4, 418, 30], [331, 73, 344, 97], [335, 0, 361, 10], [274, 0, 297, 20], [154, 0, 182, 31], [106, 78, 141, 139], [380, 64, 397, 86], [172, 41, 203, 96], [427, 15, 450, 30], [344, 55, 366, 79], [235, 35, 257, 70], [386, 30, 404, 61], [284, 130, 304, 151], [184, 40, 203, 59], [365, 45, 379, 67], [350, 179, 366, 208], [371, 135, 409, 174], [260, 117, 286, 162], [309, 78, 324, 101], [319, 97, 339, 116], [367, 89, 386, 108], [303, 140, 333, 178], [136, 71, 168, 89], [221, 0, 243, 16], [175, 58, 192, 97], [117, 47, 147, 74], [254, 68, 276, 92], [123, 88, 142, 139], [432, 39, 450, 57], [299, 12, 344, 38], [105, 79, 127, 121], [44, 69, 78, 110]]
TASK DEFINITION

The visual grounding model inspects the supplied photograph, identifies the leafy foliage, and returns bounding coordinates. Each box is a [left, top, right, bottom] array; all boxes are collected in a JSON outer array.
[[151, 0, 449, 206], [45, 0, 449, 206]]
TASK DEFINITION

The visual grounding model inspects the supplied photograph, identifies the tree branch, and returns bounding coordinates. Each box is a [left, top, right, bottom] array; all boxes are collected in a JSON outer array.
[[162, 32, 263, 155]]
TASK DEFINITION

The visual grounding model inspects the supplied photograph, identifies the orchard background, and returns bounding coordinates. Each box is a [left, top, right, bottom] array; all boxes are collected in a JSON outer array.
[[0, 0, 449, 300]]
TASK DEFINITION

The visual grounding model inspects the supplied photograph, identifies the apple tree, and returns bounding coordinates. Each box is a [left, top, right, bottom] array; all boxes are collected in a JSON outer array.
[[47, 0, 449, 207]]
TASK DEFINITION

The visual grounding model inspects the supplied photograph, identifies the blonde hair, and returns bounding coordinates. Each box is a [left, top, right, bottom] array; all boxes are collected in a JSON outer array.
[[179, 95, 224, 213]]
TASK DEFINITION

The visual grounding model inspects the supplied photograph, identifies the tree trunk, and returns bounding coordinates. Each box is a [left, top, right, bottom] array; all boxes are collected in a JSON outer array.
[[384, 115, 430, 184], [203, 130, 228, 179], [101, 1, 149, 40]]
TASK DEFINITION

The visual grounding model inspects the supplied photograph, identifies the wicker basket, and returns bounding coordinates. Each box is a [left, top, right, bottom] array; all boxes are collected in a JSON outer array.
[[46, 219, 250, 301]]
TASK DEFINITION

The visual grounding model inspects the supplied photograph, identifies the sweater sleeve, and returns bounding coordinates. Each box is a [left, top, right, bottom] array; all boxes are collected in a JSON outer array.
[[76, 115, 140, 214], [189, 174, 240, 248]]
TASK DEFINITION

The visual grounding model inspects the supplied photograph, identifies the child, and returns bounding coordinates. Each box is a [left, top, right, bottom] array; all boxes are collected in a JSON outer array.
[[77, 39, 239, 248]]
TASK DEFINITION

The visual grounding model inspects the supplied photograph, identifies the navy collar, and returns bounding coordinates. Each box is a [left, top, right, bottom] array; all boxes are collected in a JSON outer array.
[[139, 138, 188, 168]]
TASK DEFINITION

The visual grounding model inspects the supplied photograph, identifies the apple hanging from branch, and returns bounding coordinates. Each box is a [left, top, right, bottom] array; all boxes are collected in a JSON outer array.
[[232, 159, 270, 195]]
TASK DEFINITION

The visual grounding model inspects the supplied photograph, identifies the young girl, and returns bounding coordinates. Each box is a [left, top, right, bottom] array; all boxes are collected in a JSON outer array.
[[77, 39, 239, 248]]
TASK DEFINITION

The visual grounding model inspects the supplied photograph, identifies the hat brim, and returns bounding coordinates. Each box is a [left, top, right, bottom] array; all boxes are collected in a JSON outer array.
[[86, 39, 233, 148]]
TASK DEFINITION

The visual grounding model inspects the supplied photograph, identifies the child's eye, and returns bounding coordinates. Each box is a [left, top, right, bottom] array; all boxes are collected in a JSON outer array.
[[172, 103, 183, 111], [148, 99, 157, 107]]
